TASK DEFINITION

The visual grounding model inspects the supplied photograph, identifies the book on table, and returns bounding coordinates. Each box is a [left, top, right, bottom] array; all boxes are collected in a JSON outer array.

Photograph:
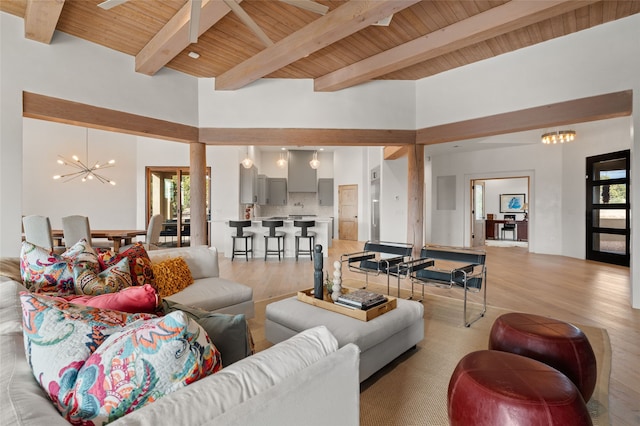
[[336, 290, 387, 310]]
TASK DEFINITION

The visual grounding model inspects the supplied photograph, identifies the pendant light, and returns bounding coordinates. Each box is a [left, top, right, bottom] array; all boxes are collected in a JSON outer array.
[[309, 150, 320, 169], [241, 146, 253, 168]]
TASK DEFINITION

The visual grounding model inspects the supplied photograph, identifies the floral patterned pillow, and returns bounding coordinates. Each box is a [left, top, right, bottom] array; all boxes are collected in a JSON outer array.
[[19, 240, 95, 295], [19, 292, 156, 411], [20, 243, 74, 294], [73, 257, 132, 296], [62, 311, 222, 424], [97, 243, 157, 290]]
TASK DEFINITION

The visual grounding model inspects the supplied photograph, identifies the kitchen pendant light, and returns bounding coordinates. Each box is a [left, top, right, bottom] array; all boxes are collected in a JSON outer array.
[[309, 151, 320, 169], [241, 146, 253, 168]]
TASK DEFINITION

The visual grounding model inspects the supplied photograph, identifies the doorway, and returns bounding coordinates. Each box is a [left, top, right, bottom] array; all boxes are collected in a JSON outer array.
[[470, 176, 529, 248], [339, 184, 358, 240], [146, 166, 211, 247], [586, 150, 630, 266]]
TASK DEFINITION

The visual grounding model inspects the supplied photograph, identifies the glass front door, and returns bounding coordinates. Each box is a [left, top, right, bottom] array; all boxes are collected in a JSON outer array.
[[586, 150, 630, 266], [147, 166, 211, 247]]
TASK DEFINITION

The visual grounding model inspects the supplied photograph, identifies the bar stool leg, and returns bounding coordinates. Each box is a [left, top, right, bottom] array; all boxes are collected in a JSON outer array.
[[231, 237, 236, 261], [278, 236, 281, 261], [264, 236, 268, 261], [309, 236, 314, 260], [295, 236, 299, 261]]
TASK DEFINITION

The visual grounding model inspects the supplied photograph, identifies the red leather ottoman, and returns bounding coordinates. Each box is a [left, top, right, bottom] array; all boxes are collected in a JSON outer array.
[[489, 312, 597, 401], [448, 350, 592, 426]]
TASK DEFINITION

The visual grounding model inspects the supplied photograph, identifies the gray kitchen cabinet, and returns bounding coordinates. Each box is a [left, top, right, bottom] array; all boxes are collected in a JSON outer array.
[[267, 178, 287, 205], [318, 178, 334, 206], [288, 150, 317, 192], [239, 165, 258, 204], [257, 174, 268, 205]]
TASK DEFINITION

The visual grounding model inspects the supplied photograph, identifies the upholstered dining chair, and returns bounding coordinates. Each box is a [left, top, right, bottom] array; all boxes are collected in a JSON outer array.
[[119, 214, 163, 252], [61, 215, 111, 249], [22, 215, 55, 251]]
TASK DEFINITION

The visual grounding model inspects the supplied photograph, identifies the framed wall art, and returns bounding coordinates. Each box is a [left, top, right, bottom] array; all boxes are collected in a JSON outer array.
[[500, 193, 525, 213]]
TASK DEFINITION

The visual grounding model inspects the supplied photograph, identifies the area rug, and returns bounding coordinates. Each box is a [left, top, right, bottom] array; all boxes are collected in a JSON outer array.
[[249, 286, 611, 426]]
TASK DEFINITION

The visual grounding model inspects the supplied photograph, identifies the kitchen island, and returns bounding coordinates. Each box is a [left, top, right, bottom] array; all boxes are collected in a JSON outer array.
[[224, 216, 332, 259]]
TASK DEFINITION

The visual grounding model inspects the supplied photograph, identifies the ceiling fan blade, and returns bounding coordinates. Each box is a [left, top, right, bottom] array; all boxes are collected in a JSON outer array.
[[189, 0, 202, 43], [279, 0, 329, 15], [97, 0, 130, 10], [224, 0, 273, 47]]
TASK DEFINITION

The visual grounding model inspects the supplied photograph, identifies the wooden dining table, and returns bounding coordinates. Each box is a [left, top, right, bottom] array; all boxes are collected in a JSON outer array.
[[51, 229, 147, 252]]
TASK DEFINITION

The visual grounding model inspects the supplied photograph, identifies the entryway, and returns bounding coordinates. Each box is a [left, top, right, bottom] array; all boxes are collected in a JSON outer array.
[[471, 176, 530, 249], [586, 149, 630, 266], [339, 184, 358, 240]]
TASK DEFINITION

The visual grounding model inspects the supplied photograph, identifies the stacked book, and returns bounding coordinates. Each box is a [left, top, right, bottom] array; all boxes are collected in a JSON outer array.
[[335, 290, 387, 310]]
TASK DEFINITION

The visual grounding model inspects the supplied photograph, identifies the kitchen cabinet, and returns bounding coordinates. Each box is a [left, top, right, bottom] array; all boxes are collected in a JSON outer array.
[[318, 178, 334, 206], [267, 178, 287, 205], [257, 174, 268, 205], [288, 150, 317, 192], [239, 165, 258, 204]]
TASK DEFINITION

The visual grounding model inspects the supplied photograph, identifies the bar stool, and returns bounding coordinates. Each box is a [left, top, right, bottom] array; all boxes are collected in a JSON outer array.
[[229, 220, 253, 261], [262, 220, 285, 261], [294, 220, 315, 261]]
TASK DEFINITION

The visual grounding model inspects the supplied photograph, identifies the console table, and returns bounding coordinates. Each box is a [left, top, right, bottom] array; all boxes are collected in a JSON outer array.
[[485, 220, 528, 241]]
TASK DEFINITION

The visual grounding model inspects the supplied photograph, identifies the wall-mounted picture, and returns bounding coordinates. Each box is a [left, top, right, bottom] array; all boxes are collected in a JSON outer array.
[[500, 193, 526, 213]]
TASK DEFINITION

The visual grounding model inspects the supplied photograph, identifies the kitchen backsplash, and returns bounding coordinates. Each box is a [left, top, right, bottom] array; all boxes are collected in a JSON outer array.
[[255, 192, 333, 218]]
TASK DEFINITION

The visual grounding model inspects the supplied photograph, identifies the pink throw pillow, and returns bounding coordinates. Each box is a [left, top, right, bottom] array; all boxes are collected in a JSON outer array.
[[61, 284, 158, 313]]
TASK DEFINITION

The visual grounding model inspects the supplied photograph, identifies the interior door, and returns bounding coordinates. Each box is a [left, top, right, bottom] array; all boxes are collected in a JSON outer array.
[[339, 184, 358, 241], [586, 150, 630, 266], [472, 181, 486, 247]]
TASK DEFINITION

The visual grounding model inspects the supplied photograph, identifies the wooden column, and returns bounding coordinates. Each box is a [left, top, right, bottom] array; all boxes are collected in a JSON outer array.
[[190, 142, 207, 246], [407, 144, 424, 258]]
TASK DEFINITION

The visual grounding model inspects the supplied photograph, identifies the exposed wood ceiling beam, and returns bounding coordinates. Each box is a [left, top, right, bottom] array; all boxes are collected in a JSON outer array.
[[383, 146, 408, 160], [280, 0, 329, 15], [224, 0, 273, 47], [24, 0, 65, 44], [315, 0, 599, 92], [199, 128, 416, 146], [136, 0, 238, 76], [23, 92, 198, 143], [215, 0, 421, 91], [416, 91, 633, 145]]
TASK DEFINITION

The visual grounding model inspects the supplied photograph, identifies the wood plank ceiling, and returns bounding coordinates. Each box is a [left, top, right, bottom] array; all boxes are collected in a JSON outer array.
[[3, 0, 639, 92]]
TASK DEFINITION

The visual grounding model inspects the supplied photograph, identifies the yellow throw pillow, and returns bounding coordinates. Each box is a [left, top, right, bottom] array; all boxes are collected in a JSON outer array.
[[152, 257, 194, 298]]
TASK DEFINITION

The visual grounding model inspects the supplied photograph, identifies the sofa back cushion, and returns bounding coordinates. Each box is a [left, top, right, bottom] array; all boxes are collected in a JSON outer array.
[[148, 245, 219, 279]]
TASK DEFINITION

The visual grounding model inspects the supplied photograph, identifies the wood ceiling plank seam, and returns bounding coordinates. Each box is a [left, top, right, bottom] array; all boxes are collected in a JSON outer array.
[[215, 0, 422, 90], [314, 0, 601, 92]]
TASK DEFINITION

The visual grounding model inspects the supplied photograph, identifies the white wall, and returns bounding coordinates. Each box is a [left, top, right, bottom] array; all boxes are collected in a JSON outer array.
[[381, 156, 408, 243], [484, 178, 529, 222], [333, 147, 367, 241], [1, 13, 198, 256], [23, 120, 138, 230], [198, 78, 416, 129]]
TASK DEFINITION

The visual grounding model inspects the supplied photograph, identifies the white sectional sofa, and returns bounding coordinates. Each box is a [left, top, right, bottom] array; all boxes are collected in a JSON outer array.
[[0, 246, 360, 426], [146, 245, 255, 318]]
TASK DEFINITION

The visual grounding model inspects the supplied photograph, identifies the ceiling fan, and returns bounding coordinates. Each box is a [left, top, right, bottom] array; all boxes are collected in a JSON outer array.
[[97, 0, 329, 45]]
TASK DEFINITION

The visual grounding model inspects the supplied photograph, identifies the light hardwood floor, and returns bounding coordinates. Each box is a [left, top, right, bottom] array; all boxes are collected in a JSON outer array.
[[218, 240, 640, 425]]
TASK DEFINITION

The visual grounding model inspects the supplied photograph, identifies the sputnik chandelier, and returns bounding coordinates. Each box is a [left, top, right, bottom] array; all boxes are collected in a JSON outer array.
[[53, 128, 116, 185]]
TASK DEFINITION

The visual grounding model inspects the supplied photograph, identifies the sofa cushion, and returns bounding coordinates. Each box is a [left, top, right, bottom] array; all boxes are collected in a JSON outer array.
[[62, 284, 159, 314], [147, 245, 219, 280], [20, 240, 100, 295], [162, 300, 254, 366], [73, 257, 132, 295], [164, 277, 253, 312], [20, 242, 75, 295], [97, 243, 157, 290], [62, 239, 100, 273], [19, 292, 156, 410], [61, 310, 222, 424], [152, 257, 194, 298]]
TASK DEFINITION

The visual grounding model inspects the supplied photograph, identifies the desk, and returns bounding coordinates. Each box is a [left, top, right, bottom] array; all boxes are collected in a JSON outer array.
[[52, 229, 146, 252], [485, 220, 528, 241]]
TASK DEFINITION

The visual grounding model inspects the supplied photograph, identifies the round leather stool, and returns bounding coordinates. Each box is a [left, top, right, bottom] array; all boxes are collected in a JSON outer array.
[[489, 312, 597, 401], [448, 350, 592, 426]]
